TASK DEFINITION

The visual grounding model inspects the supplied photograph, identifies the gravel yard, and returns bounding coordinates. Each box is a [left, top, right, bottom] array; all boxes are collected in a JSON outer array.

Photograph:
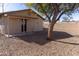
[[0, 22, 79, 56]]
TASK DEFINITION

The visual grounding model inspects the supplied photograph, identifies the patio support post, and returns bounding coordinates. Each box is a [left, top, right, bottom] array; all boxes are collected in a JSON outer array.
[[7, 16, 10, 37]]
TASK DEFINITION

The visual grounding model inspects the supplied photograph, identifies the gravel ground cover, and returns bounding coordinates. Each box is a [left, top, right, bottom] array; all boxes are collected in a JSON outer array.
[[0, 22, 79, 56]]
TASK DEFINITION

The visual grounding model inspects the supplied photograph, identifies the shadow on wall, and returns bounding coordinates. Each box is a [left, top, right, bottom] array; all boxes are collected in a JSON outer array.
[[16, 29, 73, 45]]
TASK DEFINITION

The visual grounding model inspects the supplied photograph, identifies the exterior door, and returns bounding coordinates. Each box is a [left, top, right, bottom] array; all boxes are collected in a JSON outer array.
[[21, 19, 27, 32]]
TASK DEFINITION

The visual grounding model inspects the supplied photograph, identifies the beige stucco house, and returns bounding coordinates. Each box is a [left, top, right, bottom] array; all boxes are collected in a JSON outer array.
[[0, 9, 44, 37]]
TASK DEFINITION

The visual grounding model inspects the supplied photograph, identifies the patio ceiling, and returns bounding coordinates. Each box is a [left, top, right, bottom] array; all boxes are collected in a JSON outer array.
[[8, 15, 38, 19]]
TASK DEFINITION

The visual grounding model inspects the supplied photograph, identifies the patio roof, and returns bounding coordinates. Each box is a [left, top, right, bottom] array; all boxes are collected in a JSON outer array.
[[0, 9, 45, 20], [8, 15, 38, 19]]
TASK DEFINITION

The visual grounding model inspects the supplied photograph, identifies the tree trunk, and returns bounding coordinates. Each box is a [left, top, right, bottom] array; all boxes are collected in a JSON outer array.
[[47, 22, 55, 40]]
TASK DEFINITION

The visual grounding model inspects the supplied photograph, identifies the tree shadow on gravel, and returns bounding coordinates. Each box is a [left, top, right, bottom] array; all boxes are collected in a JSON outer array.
[[16, 29, 73, 45], [54, 40, 79, 45]]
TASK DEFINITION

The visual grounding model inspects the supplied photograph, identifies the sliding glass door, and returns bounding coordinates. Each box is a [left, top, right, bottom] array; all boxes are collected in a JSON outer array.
[[21, 19, 27, 32]]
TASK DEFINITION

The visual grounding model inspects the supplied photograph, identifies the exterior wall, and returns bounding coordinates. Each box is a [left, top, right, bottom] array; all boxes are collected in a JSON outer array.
[[0, 16, 8, 34], [27, 18, 43, 32], [7, 18, 22, 35], [8, 17, 43, 35], [7, 17, 43, 35]]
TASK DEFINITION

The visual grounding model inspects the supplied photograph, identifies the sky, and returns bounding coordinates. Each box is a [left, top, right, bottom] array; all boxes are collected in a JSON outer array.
[[0, 3, 28, 12], [60, 12, 79, 21], [0, 3, 79, 21], [72, 13, 79, 21]]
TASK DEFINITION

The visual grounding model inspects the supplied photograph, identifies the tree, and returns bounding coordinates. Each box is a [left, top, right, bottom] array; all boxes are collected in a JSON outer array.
[[26, 3, 79, 40]]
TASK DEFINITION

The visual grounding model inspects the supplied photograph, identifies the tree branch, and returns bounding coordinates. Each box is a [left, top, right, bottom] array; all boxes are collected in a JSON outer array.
[[56, 10, 65, 21], [49, 4, 54, 19], [56, 3, 76, 21], [38, 4, 51, 22], [50, 4, 60, 23]]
